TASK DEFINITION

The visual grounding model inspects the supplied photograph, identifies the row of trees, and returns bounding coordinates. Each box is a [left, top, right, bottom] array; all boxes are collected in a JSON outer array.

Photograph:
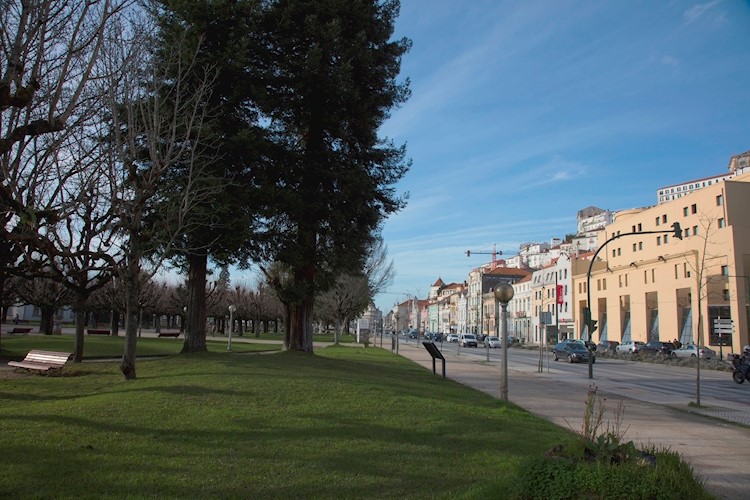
[[2, 272, 285, 339], [1, 0, 410, 378]]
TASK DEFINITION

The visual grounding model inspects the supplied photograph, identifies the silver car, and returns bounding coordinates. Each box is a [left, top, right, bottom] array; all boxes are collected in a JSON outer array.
[[616, 341, 645, 354], [670, 345, 716, 359], [484, 336, 501, 348]]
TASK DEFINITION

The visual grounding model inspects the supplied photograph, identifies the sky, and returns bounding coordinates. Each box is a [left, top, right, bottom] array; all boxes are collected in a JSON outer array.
[[372, 0, 750, 313]]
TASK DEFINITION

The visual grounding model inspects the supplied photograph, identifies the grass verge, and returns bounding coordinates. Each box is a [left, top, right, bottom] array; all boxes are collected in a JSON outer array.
[[0, 345, 709, 499]]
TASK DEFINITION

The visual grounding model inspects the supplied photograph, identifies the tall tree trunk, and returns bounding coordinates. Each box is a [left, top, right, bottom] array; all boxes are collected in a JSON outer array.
[[40, 307, 55, 335], [181, 252, 208, 353], [286, 295, 314, 352], [120, 237, 142, 379], [73, 298, 86, 362], [111, 310, 120, 336]]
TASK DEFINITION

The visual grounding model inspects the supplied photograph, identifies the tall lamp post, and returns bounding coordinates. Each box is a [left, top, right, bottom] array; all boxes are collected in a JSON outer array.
[[495, 283, 514, 401], [227, 305, 236, 351]]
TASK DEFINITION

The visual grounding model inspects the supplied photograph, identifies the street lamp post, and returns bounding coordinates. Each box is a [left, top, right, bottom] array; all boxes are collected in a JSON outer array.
[[227, 305, 236, 351], [584, 223, 683, 378], [495, 283, 514, 401]]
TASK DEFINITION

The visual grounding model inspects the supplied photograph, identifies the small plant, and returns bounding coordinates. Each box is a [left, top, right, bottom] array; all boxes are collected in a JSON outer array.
[[557, 384, 642, 465]]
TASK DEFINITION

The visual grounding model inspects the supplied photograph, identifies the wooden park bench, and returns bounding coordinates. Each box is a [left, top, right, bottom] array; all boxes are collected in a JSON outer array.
[[7, 350, 72, 375], [5, 327, 32, 335], [157, 331, 181, 338], [87, 328, 110, 336]]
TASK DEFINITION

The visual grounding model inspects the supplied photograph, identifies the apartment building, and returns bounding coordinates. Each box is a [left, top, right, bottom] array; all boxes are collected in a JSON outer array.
[[656, 150, 750, 204], [574, 172, 750, 353], [510, 275, 532, 342]]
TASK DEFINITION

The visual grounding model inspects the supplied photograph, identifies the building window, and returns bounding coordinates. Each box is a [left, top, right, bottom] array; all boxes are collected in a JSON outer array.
[[612, 249, 616, 258], [721, 265, 729, 276], [662, 215, 667, 223], [619, 275, 623, 287], [638, 242, 643, 250], [655, 217, 660, 226], [657, 236, 662, 246], [651, 269, 655, 282], [683, 207, 688, 216], [664, 234, 669, 243], [718, 218, 725, 228], [643, 270, 648, 283], [632, 225, 636, 233], [684, 263, 691, 278], [723, 289, 730, 301], [637, 223, 642, 232], [693, 225, 698, 235], [717, 194, 723, 206], [684, 227, 690, 237], [632, 243, 637, 252], [603, 279, 607, 291], [674, 264, 679, 279], [617, 248, 622, 256], [691, 204, 697, 214]]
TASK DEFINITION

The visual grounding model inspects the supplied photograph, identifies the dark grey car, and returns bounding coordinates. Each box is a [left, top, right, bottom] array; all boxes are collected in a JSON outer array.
[[552, 341, 595, 363]]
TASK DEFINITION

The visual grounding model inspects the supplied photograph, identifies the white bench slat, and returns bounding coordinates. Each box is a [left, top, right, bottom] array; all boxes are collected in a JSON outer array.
[[7, 350, 71, 373]]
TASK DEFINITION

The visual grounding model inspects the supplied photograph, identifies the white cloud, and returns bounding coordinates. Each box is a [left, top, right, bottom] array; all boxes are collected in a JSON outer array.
[[683, 1, 724, 25]]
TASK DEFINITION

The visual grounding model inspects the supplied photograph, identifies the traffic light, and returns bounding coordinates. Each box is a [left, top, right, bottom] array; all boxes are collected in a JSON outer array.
[[672, 222, 683, 240], [589, 319, 598, 336]]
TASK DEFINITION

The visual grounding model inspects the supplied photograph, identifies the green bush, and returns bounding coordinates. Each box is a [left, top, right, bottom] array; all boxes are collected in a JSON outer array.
[[512, 450, 711, 500]]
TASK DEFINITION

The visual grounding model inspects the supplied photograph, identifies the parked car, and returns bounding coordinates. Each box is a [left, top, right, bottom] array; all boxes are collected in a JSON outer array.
[[641, 341, 675, 356], [552, 341, 595, 363], [459, 334, 478, 347], [616, 341, 645, 354], [423, 332, 436, 342], [597, 340, 620, 353], [484, 336, 501, 348], [446, 334, 459, 343], [671, 344, 716, 359], [407, 330, 419, 339]]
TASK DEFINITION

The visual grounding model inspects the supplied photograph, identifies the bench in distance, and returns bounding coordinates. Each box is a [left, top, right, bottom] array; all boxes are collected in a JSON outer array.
[[87, 329, 110, 335], [5, 327, 32, 335]]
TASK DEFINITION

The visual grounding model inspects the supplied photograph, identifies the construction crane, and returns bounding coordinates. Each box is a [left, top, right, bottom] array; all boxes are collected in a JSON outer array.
[[465, 243, 502, 264]]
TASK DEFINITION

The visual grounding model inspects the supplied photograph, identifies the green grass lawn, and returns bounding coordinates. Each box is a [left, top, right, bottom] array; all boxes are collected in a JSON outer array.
[[0, 335, 281, 359], [0, 344, 569, 499], [0, 344, 710, 499]]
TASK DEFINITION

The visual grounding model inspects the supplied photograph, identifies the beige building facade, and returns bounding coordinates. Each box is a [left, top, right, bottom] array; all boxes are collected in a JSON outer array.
[[574, 173, 750, 353]]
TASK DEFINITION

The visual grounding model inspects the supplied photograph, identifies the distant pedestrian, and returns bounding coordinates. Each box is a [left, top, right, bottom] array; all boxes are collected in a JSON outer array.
[[673, 338, 681, 349], [13, 314, 19, 324]]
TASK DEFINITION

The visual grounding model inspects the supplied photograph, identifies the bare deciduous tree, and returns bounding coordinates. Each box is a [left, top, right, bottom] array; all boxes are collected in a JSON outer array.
[[1, 0, 129, 321], [100, 13, 219, 379]]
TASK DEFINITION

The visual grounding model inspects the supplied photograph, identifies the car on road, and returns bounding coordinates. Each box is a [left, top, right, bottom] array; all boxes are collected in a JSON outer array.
[[552, 341, 595, 363], [446, 334, 459, 343], [459, 334, 478, 347], [596, 340, 620, 353], [670, 344, 716, 359], [616, 341, 645, 354], [484, 336, 501, 348], [641, 341, 675, 356]]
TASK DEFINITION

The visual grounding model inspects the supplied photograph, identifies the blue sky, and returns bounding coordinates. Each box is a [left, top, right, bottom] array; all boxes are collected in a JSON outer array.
[[374, 0, 750, 312]]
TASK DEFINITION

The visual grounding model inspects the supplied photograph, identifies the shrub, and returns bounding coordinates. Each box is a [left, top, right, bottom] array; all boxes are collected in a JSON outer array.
[[510, 386, 712, 499]]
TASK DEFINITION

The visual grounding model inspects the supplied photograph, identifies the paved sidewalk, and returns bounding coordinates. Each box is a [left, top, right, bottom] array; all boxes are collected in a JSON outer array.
[[386, 341, 750, 500]]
